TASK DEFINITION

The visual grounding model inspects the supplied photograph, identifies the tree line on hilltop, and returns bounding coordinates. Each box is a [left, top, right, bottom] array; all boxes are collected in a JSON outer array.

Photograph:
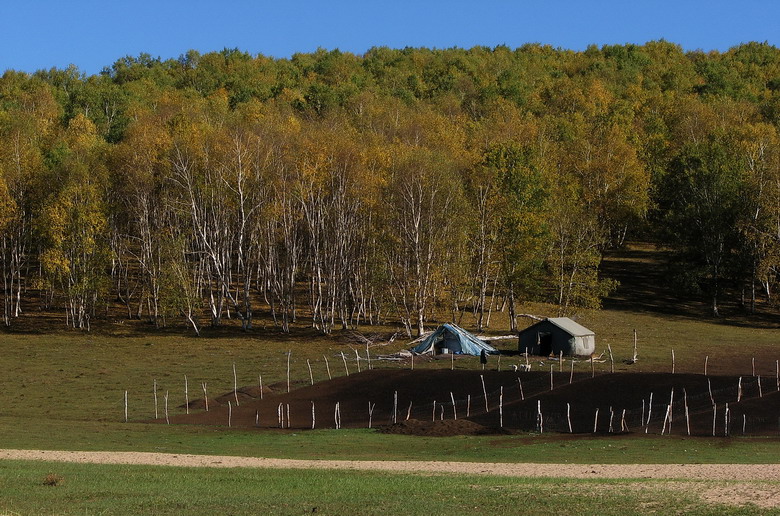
[[1, 41, 780, 334]]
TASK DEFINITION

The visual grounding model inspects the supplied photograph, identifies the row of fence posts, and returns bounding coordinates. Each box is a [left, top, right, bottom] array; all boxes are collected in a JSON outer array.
[[124, 339, 780, 435]]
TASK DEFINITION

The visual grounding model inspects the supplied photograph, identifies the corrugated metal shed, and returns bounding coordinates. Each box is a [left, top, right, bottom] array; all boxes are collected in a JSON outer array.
[[518, 317, 595, 356]]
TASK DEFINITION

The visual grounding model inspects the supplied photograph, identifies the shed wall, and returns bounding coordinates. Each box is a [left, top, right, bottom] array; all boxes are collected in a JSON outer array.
[[518, 321, 595, 356]]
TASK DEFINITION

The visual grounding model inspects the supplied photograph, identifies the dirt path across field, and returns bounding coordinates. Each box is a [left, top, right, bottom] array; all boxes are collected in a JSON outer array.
[[2, 449, 780, 481]]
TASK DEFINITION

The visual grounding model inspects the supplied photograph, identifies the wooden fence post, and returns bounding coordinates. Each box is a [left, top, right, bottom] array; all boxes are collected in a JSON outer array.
[[481, 375, 488, 412], [499, 387, 504, 428], [233, 362, 240, 406], [517, 377, 524, 401], [153, 379, 158, 419], [738, 377, 743, 402], [202, 382, 208, 412], [550, 365, 554, 391], [537, 400, 543, 433], [341, 352, 349, 376], [450, 392, 457, 420], [712, 404, 716, 437], [645, 392, 653, 434], [287, 351, 292, 392], [184, 375, 189, 415]]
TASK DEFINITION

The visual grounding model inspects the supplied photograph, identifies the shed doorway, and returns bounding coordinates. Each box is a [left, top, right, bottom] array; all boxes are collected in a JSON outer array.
[[538, 332, 552, 356]]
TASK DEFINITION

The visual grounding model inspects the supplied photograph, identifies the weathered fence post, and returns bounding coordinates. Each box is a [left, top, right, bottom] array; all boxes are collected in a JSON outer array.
[[570, 359, 574, 384], [324, 355, 332, 380], [153, 379, 158, 419], [481, 375, 488, 412], [499, 387, 504, 428], [450, 392, 457, 420], [233, 362, 240, 406], [202, 382, 208, 412], [184, 375, 189, 415], [287, 351, 292, 392], [341, 352, 349, 376], [550, 365, 554, 391]]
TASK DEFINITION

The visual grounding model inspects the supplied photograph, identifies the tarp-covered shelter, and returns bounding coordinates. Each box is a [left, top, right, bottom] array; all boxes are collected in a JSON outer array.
[[411, 324, 499, 356], [518, 317, 595, 356]]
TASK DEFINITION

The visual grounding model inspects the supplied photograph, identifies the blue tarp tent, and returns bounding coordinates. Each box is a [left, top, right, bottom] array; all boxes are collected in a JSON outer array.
[[410, 323, 499, 356]]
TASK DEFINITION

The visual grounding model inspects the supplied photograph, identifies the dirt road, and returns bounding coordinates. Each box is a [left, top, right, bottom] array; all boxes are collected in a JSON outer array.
[[2, 449, 779, 481]]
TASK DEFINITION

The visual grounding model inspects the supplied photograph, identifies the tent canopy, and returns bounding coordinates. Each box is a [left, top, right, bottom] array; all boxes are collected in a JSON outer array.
[[410, 323, 499, 355]]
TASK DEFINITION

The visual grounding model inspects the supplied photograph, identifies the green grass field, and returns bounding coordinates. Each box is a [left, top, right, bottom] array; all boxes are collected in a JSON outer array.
[[3, 244, 780, 513], [1, 459, 773, 515], [1, 306, 780, 463]]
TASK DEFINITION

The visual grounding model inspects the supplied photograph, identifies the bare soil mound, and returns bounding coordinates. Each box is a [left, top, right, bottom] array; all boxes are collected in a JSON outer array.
[[162, 369, 780, 437]]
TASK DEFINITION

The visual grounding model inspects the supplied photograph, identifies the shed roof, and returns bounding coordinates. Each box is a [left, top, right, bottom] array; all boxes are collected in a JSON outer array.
[[546, 317, 594, 336], [518, 317, 594, 337]]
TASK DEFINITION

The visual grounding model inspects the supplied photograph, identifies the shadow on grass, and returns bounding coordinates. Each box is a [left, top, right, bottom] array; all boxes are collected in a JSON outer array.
[[601, 242, 780, 329]]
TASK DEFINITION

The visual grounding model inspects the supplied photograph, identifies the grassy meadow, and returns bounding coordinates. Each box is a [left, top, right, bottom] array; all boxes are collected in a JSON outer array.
[[2, 245, 780, 513], [1, 459, 774, 516], [1, 301, 780, 462]]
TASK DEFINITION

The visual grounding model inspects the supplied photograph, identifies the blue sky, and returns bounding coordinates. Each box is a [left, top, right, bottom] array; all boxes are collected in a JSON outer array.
[[1, 1, 779, 75]]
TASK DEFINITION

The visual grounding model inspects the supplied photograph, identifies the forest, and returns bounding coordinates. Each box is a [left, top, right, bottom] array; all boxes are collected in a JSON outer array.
[[1, 41, 780, 335]]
